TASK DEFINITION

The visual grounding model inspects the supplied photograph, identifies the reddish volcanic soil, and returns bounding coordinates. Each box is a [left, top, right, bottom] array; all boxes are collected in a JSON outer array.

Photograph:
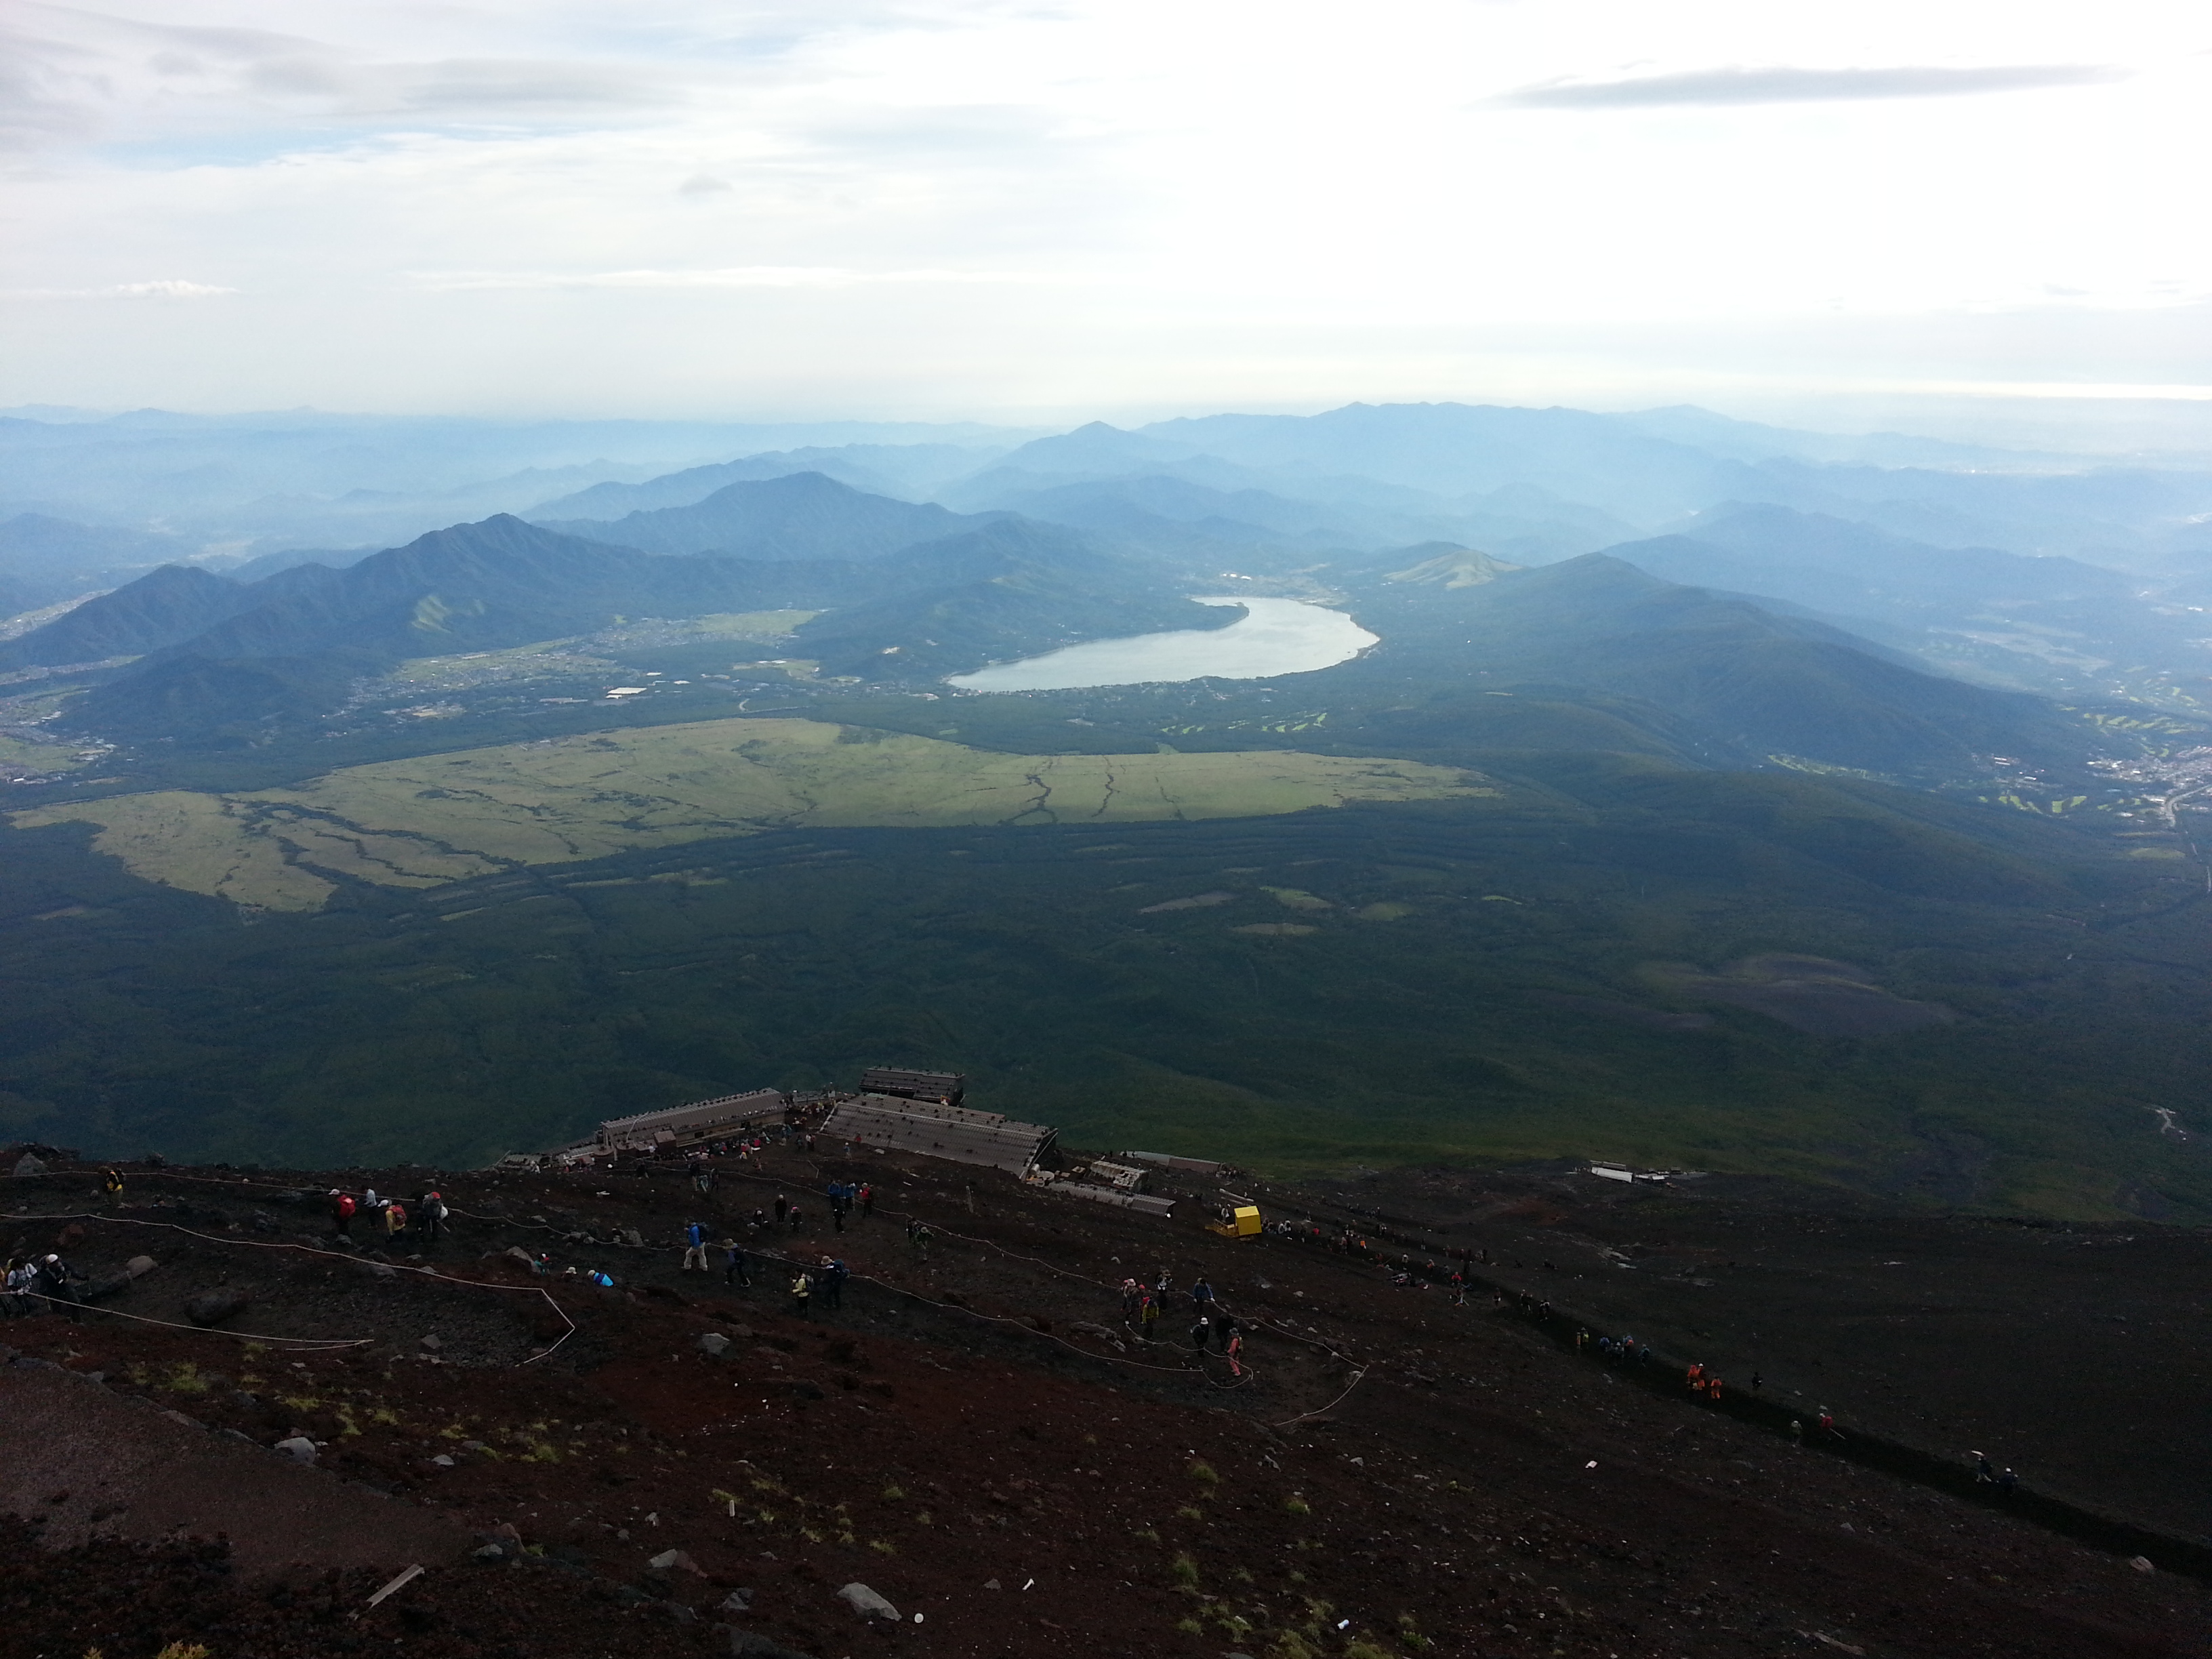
[[1, 1146, 2207, 1659]]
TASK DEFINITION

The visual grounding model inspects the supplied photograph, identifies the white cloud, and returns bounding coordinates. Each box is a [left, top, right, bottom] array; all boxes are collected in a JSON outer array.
[[8, 279, 237, 298], [1494, 64, 2133, 108], [1, 0, 2209, 419]]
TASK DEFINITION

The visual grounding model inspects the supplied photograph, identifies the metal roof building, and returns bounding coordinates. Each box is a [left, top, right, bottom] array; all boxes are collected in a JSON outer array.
[[820, 1094, 1053, 1174]]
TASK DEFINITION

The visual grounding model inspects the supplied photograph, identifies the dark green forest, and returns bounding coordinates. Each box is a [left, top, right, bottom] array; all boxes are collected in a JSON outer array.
[[8, 750, 2212, 1223]]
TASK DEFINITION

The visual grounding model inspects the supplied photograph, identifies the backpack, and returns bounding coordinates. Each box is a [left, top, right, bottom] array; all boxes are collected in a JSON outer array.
[[337, 1195, 356, 1218]]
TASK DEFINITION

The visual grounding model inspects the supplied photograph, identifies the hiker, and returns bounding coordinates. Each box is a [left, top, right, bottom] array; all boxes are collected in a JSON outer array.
[[774, 1193, 789, 1225], [1973, 1451, 1994, 1483], [1190, 1277, 1216, 1316], [1818, 1408, 1839, 1441], [682, 1221, 710, 1272], [330, 1189, 355, 1237], [419, 1191, 447, 1244], [1, 1258, 33, 1317], [788, 1269, 812, 1317], [787, 1204, 804, 1233], [911, 1223, 932, 1261], [1686, 1361, 1704, 1393], [383, 1198, 407, 1243], [1750, 1371, 1763, 1395], [1214, 1312, 1240, 1353], [1998, 1467, 2018, 1496], [1225, 1328, 1245, 1377], [821, 1257, 848, 1311], [1706, 1376, 1723, 1404], [101, 1168, 123, 1201], [860, 1183, 875, 1219], [35, 1254, 81, 1322], [722, 1240, 750, 1286], [693, 1164, 714, 1198], [1139, 1294, 1160, 1343], [1790, 1419, 1803, 1445], [1189, 1315, 1211, 1352], [1120, 1278, 1142, 1325]]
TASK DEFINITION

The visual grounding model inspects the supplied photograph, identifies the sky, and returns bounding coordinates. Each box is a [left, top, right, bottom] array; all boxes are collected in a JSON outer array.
[[4, 0, 2211, 435]]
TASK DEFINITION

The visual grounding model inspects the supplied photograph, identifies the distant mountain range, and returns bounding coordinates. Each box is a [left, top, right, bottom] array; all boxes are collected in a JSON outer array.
[[1338, 551, 2099, 781], [20, 472, 1230, 735], [535, 472, 992, 560]]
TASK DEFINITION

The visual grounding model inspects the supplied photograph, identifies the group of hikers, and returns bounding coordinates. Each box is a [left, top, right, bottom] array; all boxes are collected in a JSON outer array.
[[327, 1186, 448, 1248], [0, 1253, 81, 1320], [1118, 1273, 1248, 1374]]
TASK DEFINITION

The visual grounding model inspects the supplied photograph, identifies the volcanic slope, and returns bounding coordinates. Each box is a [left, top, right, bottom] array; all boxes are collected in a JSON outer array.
[[0, 1148, 2205, 1659], [13, 715, 1494, 908]]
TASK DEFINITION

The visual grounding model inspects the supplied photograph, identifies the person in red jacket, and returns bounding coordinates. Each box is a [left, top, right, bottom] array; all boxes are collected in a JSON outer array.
[[329, 1189, 356, 1238]]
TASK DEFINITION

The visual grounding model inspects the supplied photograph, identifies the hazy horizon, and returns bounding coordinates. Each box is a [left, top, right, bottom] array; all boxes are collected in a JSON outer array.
[[5, 1, 2210, 444]]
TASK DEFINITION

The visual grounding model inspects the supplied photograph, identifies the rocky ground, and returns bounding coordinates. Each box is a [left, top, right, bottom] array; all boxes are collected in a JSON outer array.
[[1, 1145, 2207, 1659]]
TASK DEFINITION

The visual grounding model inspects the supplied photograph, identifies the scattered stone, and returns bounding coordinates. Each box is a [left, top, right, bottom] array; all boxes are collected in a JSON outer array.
[[431, 1455, 455, 1467], [2131, 1556, 2156, 1574], [697, 1332, 731, 1358], [835, 1582, 899, 1621], [620, 1228, 645, 1248], [719, 1589, 756, 1614], [12, 1153, 46, 1177], [661, 1601, 697, 1624], [184, 1291, 249, 1328], [123, 1256, 158, 1279], [489, 1521, 523, 1544], [983, 1578, 1001, 1591], [647, 1549, 701, 1575], [474, 1544, 507, 1561], [275, 1437, 318, 1465], [419, 1334, 443, 1352], [504, 1246, 536, 1266]]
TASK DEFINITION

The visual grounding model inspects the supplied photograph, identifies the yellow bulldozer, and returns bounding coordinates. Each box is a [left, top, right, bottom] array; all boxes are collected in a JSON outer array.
[[1208, 1202, 1263, 1240]]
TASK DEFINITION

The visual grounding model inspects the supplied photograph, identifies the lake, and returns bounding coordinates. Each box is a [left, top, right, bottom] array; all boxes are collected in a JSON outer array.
[[946, 596, 1377, 692]]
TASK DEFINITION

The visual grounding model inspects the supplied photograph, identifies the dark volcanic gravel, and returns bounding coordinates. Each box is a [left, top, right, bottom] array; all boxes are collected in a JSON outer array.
[[0, 1152, 2207, 1658]]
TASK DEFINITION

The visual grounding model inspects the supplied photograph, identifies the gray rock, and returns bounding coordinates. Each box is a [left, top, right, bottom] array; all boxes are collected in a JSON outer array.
[[647, 1548, 701, 1574], [697, 1332, 731, 1358], [662, 1602, 697, 1624], [184, 1291, 249, 1328], [431, 1455, 455, 1467], [275, 1436, 318, 1465], [835, 1582, 899, 1621], [505, 1245, 536, 1265], [123, 1256, 158, 1279], [620, 1228, 645, 1248], [718, 1589, 755, 1614], [474, 1544, 507, 1561], [419, 1334, 443, 1352], [12, 1154, 45, 1177]]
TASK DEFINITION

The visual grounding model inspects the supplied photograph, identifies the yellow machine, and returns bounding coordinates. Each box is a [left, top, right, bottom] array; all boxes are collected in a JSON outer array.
[[1208, 1203, 1263, 1239]]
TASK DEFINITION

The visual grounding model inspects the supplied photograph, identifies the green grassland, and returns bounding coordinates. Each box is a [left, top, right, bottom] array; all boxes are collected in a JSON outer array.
[[13, 716, 1495, 909]]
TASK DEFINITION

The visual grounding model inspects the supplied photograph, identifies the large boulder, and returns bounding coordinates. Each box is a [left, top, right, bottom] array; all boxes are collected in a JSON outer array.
[[184, 1290, 249, 1327], [834, 1582, 899, 1621]]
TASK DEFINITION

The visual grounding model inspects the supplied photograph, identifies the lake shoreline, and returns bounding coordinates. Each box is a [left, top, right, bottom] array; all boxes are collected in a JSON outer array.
[[947, 595, 1378, 691]]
